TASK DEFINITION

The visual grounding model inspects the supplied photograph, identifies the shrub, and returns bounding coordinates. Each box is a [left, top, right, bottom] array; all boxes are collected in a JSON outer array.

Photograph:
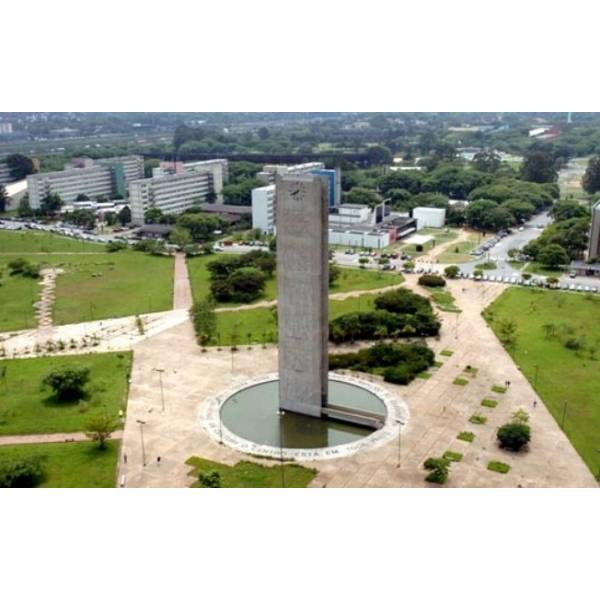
[[42, 365, 90, 401], [199, 470, 221, 488], [0, 456, 45, 488], [8, 258, 40, 278], [418, 274, 446, 287], [106, 241, 127, 252], [497, 422, 531, 451], [481, 399, 498, 408], [423, 457, 450, 484], [487, 461, 511, 474], [383, 365, 413, 385], [444, 265, 460, 279], [469, 414, 487, 425], [443, 451, 463, 462], [457, 431, 475, 443], [84, 413, 119, 449], [453, 377, 469, 386]]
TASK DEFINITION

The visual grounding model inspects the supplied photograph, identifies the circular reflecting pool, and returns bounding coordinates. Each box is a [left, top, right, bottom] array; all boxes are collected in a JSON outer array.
[[220, 379, 387, 449]]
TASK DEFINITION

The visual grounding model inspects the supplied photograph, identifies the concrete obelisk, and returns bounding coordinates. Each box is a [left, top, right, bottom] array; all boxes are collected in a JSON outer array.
[[276, 173, 329, 417]]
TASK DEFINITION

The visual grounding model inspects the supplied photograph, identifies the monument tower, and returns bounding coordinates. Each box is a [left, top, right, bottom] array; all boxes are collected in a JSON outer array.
[[276, 173, 329, 417]]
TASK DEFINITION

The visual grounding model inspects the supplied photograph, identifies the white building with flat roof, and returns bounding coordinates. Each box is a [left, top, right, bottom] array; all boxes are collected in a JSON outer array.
[[413, 206, 446, 230], [97, 155, 144, 184], [129, 170, 213, 225], [251, 184, 276, 234], [257, 162, 325, 185]]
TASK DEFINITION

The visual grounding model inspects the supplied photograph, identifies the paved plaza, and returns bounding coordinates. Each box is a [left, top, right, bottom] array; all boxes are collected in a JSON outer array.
[[118, 276, 597, 488]]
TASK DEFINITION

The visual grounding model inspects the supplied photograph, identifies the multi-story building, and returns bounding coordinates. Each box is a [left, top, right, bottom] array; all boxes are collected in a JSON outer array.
[[251, 185, 276, 234], [0, 161, 12, 185], [27, 155, 144, 208], [588, 200, 600, 261], [153, 159, 228, 203], [0, 122, 13, 135], [129, 170, 214, 225]]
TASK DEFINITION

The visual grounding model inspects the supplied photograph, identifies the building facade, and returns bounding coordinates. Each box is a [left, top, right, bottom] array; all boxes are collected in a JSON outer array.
[[413, 206, 446, 229], [251, 184, 276, 234], [276, 173, 329, 418], [129, 170, 213, 225]]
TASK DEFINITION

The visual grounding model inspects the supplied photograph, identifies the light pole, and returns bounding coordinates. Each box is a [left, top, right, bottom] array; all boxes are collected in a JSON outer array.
[[136, 419, 147, 466], [395, 418, 406, 468], [153, 368, 165, 411]]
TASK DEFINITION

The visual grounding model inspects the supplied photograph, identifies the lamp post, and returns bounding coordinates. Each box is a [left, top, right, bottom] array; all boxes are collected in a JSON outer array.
[[152, 368, 165, 412], [136, 419, 147, 466], [395, 418, 406, 468]]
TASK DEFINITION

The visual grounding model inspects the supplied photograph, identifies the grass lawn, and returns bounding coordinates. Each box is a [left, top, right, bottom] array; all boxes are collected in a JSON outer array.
[[453, 377, 469, 386], [0, 230, 103, 253], [0, 440, 119, 487], [487, 461, 510, 474], [186, 456, 317, 488], [429, 289, 461, 313], [0, 268, 39, 331], [436, 233, 479, 264], [481, 399, 498, 408], [0, 251, 174, 328], [443, 450, 463, 462], [0, 352, 131, 436], [524, 263, 567, 277], [188, 254, 402, 306], [484, 286, 600, 478], [213, 292, 382, 346]]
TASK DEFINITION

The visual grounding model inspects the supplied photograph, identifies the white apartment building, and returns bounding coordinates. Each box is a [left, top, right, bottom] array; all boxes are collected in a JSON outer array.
[[251, 185, 276, 234], [0, 161, 12, 185], [256, 162, 325, 185], [129, 170, 213, 225], [97, 155, 144, 183], [153, 159, 229, 202], [413, 206, 446, 229], [328, 228, 391, 249], [28, 166, 114, 208]]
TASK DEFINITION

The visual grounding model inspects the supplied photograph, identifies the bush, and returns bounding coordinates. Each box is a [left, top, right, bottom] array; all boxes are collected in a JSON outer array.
[[0, 456, 45, 488], [418, 274, 446, 287], [423, 457, 450, 484], [106, 241, 127, 252], [199, 470, 221, 488], [8, 258, 40, 278], [444, 265, 460, 279], [497, 422, 531, 451], [42, 365, 90, 401], [383, 365, 413, 384]]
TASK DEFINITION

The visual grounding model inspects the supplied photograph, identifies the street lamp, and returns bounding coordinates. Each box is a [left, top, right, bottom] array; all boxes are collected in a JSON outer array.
[[152, 368, 165, 411], [395, 418, 406, 468], [136, 419, 147, 466]]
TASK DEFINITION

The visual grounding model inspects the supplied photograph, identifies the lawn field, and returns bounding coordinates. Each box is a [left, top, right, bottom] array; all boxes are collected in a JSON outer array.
[[213, 292, 382, 345], [0, 230, 103, 253], [436, 233, 479, 264], [0, 251, 174, 327], [0, 352, 132, 436], [524, 262, 567, 277], [484, 287, 600, 477], [0, 440, 120, 487], [188, 254, 402, 306], [186, 456, 317, 488]]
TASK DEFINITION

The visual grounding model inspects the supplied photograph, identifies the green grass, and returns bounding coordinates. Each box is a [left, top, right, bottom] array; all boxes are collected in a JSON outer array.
[[433, 360, 443, 368], [491, 385, 507, 394], [0, 440, 119, 487], [213, 292, 381, 346], [436, 234, 479, 264], [524, 263, 567, 277], [481, 399, 498, 408], [469, 414, 487, 425], [188, 254, 402, 306], [0, 269, 39, 331], [457, 431, 475, 443], [416, 372, 432, 380], [186, 457, 317, 488], [0, 352, 131, 436], [487, 461, 510, 474], [443, 450, 463, 462], [484, 287, 600, 478], [0, 251, 174, 328], [479, 261, 497, 270], [453, 377, 469, 386], [440, 349, 454, 357], [429, 289, 461, 313], [0, 230, 104, 253]]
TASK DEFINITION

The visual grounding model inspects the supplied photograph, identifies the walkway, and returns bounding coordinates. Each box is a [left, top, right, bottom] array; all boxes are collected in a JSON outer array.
[[118, 275, 597, 488], [0, 430, 123, 447], [35, 267, 63, 336], [173, 253, 193, 310]]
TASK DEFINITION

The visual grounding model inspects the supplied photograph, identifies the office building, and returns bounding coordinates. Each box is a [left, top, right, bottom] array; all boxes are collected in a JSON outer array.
[[27, 155, 144, 208], [153, 159, 228, 203], [413, 206, 446, 229], [276, 173, 329, 418], [251, 184, 276, 234], [588, 200, 600, 261], [129, 170, 214, 225], [0, 161, 12, 185]]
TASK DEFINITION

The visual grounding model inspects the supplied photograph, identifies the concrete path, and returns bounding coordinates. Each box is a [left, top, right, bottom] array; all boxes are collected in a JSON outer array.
[[173, 253, 193, 310], [0, 430, 123, 447], [34, 267, 63, 335], [118, 275, 597, 488]]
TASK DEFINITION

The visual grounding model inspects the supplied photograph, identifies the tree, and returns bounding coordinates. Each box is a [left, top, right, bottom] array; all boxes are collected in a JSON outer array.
[[84, 413, 119, 449], [42, 365, 90, 401], [0, 185, 7, 212], [472, 150, 501, 173], [538, 244, 569, 269], [329, 264, 341, 286], [0, 456, 45, 488], [177, 213, 222, 242], [258, 127, 270, 140], [582, 156, 600, 194], [345, 187, 381, 207], [424, 457, 450, 484], [6, 154, 36, 180], [144, 207, 164, 224], [39, 193, 63, 217], [365, 145, 393, 166], [169, 226, 192, 248], [444, 265, 460, 279], [497, 422, 531, 451], [550, 200, 589, 222], [190, 296, 217, 344], [227, 267, 266, 303], [199, 470, 221, 487], [74, 193, 90, 204], [118, 205, 132, 226], [17, 198, 34, 218], [63, 209, 96, 230], [520, 150, 557, 183]]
